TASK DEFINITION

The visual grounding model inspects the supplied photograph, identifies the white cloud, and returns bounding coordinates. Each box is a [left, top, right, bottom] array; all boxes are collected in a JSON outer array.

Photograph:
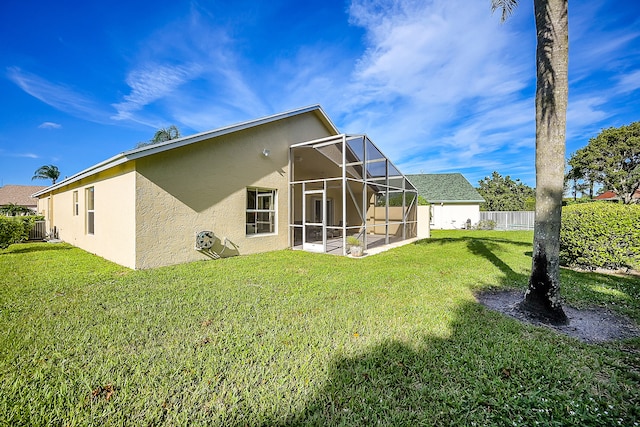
[[110, 9, 269, 129], [329, 0, 536, 180], [346, 0, 530, 105], [38, 122, 62, 129], [7, 0, 636, 191], [0, 150, 39, 159], [6, 67, 110, 124], [616, 69, 640, 94], [567, 96, 610, 129], [111, 63, 203, 121]]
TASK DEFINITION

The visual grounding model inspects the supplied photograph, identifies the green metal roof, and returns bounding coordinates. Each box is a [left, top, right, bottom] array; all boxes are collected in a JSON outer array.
[[406, 173, 485, 203]]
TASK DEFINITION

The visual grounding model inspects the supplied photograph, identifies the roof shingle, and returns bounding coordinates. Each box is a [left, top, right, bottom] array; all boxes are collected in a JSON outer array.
[[407, 173, 485, 203], [0, 185, 46, 207]]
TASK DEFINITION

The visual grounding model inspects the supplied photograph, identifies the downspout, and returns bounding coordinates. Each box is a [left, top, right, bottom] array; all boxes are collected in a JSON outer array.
[[362, 138, 367, 251], [385, 159, 389, 245], [341, 135, 347, 255], [288, 146, 292, 248]]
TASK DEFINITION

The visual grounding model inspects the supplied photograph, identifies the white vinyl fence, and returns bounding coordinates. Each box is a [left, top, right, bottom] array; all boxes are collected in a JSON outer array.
[[479, 211, 535, 230]]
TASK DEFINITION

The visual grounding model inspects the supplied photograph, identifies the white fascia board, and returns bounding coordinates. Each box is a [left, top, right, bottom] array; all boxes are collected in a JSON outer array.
[[290, 133, 347, 148], [428, 200, 485, 204]]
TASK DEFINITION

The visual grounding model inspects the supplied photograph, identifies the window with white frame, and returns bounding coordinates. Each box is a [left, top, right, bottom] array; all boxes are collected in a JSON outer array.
[[73, 191, 79, 216], [86, 187, 95, 235], [246, 188, 276, 235]]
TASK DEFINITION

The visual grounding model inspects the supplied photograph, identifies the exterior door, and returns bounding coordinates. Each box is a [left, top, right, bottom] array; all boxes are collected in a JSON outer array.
[[303, 189, 325, 252]]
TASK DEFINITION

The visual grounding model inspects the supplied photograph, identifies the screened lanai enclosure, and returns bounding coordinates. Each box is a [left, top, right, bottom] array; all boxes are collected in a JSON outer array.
[[289, 134, 418, 255]]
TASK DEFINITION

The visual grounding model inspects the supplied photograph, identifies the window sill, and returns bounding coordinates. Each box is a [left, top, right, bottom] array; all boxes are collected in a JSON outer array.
[[246, 232, 278, 238]]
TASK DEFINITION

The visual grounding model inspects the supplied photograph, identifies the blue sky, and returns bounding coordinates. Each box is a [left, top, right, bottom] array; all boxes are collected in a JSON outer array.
[[1, 0, 639, 188]]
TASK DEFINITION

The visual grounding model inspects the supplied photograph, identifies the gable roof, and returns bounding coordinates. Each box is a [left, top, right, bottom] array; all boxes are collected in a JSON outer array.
[[0, 185, 46, 207], [407, 173, 485, 203], [33, 105, 339, 197]]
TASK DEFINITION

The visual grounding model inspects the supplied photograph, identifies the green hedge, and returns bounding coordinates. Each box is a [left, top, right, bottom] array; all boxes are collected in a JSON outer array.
[[560, 203, 640, 270], [0, 215, 42, 249]]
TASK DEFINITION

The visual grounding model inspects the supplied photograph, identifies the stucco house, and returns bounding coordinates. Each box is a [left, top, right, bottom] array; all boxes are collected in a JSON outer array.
[[0, 185, 46, 214], [407, 173, 485, 229], [33, 105, 422, 269]]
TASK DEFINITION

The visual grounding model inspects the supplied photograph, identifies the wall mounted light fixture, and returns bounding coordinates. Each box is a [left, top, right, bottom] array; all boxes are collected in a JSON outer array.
[[262, 148, 270, 157]]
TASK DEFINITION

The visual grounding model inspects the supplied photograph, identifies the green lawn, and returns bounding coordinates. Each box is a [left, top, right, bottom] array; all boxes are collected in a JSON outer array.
[[1, 231, 638, 426]]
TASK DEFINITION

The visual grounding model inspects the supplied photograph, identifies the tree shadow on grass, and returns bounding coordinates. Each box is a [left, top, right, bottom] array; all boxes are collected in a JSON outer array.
[[420, 235, 640, 343], [274, 301, 640, 426], [466, 238, 525, 284], [422, 235, 640, 314], [418, 235, 640, 311], [559, 268, 640, 323], [1, 242, 73, 255], [417, 235, 531, 286], [416, 235, 532, 249]]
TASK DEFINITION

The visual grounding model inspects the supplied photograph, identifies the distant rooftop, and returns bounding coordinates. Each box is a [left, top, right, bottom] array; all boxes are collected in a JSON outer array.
[[0, 185, 46, 207], [407, 173, 485, 203], [594, 189, 640, 201]]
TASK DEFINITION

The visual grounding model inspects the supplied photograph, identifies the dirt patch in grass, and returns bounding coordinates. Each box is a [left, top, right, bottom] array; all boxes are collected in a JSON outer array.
[[477, 289, 640, 343]]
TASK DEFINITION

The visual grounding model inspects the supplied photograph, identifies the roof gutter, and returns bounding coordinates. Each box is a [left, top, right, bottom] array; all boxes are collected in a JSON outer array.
[[428, 199, 486, 204]]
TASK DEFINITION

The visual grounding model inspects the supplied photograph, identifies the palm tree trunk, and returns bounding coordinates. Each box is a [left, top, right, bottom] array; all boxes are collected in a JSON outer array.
[[518, 0, 569, 325]]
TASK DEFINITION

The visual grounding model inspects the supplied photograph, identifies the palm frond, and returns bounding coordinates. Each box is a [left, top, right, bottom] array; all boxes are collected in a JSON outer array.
[[491, 0, 518, 22], [32, 164, 60, 184]]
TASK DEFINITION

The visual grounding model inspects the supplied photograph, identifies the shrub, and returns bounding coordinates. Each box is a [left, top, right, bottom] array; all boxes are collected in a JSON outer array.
[[560, 202, 640, 270], [0, 218, 27, 249], [0, 203, 33, 216], [475, 220, 496, 230], [0, 215, 42, 249], [563, 197, 593, 206], [346, 236, 362, 247]]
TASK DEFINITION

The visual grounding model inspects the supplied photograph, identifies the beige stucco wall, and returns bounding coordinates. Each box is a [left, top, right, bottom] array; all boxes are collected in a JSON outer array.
[[417, 205, 431, 238], [368, 206, 406, 235], [134, 113, 335, 269], [430, 203, 480, 229], [36, 164, 137, 268]]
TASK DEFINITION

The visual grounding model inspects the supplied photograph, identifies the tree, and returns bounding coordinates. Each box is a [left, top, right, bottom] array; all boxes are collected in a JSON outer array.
[[564, 164, 588, 201], [567, 145, 599, 200], [136, 125, 181, 148], [567, 122, 640, 204], [564, 160, 577, 201], [0, 203, 33, 216], [492, 0, 569, 324], [152, 125, 181, 143], [32, 164, 60, 185], [477, 172, 535, 211]]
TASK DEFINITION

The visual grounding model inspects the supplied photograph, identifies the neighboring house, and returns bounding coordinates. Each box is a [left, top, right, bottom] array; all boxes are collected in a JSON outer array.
[[33, 105, 421, 269], [407, 173, 485, 229], [594, 189, 640, 203], [0, 185, 46, 214]]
